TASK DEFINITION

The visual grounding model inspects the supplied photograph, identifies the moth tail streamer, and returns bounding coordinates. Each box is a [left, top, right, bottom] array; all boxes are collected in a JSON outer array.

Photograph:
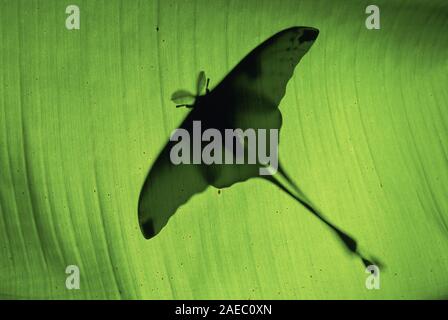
[[265, 164, 380, 268]]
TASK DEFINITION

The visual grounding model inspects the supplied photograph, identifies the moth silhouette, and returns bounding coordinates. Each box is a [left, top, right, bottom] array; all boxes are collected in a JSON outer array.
[[139, 27, 378, 267]]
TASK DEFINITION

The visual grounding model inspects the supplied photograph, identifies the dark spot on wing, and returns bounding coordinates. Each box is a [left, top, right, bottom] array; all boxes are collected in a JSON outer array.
[[299, 28, 319, 43], [141, 218, 155, 239]]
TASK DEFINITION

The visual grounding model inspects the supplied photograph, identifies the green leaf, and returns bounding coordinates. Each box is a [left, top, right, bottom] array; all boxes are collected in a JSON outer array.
[[0, 0, 447, 299]]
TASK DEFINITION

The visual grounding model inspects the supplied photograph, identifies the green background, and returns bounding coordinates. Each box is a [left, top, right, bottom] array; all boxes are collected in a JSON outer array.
[[1, 0, 447, 299]]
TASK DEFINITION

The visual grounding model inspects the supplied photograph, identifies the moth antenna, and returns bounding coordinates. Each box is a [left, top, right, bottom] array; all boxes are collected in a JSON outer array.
[[206, 78, 210, 94]]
